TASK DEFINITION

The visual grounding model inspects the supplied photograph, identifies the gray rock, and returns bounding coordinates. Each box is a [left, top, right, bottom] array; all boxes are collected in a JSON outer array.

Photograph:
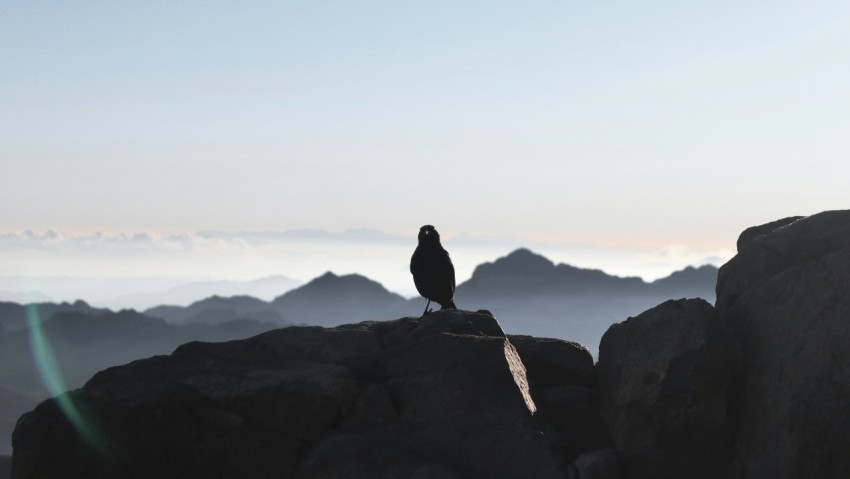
[[508, 335, 596, 388], [11, 310, 565, 479], [535, 385, 611, 461], [716, 210, 850, 478], [735, 215, 803, 252], [597, 298, 734, 479], [508, 335, 608, 462], [717, 210, 850, 311], [567, 448, 620, 479]]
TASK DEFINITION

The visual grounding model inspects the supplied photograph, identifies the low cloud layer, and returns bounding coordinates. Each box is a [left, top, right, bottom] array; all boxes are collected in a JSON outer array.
[[0, 228, 734, 309]]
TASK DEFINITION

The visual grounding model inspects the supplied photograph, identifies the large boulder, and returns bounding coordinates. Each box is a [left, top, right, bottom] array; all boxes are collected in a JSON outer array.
[[716, 210, 850, 478], [735, 216, 803, 252], [509, 335, 611, 466], [508, 335, 596, 389], [12, 310, 567, 479], [597, 298, 735, 479]]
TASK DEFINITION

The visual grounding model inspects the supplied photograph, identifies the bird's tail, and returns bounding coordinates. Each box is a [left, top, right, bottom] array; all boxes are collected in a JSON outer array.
[[440, 300, 457, 310]]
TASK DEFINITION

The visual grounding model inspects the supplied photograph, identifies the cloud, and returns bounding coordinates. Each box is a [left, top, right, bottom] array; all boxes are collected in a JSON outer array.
[[0, 228, 737, 296], [196, 228, 409, 245]]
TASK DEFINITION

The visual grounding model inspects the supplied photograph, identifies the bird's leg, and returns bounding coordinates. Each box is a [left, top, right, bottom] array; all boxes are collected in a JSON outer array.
[[422, 299, 431, 316]]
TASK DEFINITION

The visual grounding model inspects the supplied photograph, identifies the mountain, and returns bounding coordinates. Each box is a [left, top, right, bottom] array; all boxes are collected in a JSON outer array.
[[649, 264, 718, 296], [272, 272, 413, 327], [458, 248, 716, 298], [109, 275, 302, 309], [145, 295, 288, 325], [452, 249, 717, 354], [458, 248, 647, 298], [144, 272, 413, 328], [135, 250, 717, 351], [0, 299, 107, 332]]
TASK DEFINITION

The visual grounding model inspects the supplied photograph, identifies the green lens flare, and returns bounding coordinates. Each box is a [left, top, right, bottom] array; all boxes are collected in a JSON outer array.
[[26, 304, 105, 450]]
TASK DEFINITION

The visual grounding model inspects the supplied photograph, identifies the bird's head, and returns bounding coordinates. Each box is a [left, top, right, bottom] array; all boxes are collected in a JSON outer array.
[[418, 225, 440, 244]]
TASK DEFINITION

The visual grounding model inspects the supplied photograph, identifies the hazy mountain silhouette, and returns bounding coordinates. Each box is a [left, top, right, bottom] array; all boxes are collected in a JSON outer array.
[[453, 249, 717, 354], [271, 272, 411, 327], [0, 299, 107, 332], [457, 248, 718, 298], [111, 275, 301, 309], [457, 248, 647, 297], [136, 249, 717, 339], [649, 264, 718, 296], [145, 295, 288, 325]]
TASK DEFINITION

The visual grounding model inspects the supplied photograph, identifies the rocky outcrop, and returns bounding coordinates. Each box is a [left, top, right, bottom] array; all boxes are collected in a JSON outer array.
[[12, 310, 612, 479], [716, 210, 850, 478], [595, 209, 850, 479], [12, 210, 850, 479], [597, 299, 735, 479], [735, 215, 803, 252]]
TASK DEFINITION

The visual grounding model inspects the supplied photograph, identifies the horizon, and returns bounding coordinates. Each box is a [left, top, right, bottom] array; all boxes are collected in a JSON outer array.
[[0, 230, 726, 310], [3, 1, 849, 309]]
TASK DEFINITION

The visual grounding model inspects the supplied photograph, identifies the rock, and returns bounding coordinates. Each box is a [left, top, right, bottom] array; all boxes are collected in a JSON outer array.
[[567, 448, 620, 479], [535, 385, 611, 461], [735, 215, 803, 252], [508, 335, 596, 388], [717, 210, 850, 310], [12, 310, 565, 479], [597, 298, 735, 479], [716, 210, 850, 478], [507, 335, 609, 461]]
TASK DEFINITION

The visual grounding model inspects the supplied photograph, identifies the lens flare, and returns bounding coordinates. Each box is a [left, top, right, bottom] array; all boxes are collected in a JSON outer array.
[[26, 304, 105, 451]]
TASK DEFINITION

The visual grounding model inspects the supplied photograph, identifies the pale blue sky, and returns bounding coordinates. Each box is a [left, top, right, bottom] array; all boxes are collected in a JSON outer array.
[[1, 1, 849, 297]]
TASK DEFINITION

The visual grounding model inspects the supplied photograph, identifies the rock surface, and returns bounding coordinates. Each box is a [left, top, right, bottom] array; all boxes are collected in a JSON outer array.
[[12, 310, 603, 479], [508, 335, 611, 465], [716, 210, 850, 478], [735, 215, 803, 252], [597, 298, 734, 479]]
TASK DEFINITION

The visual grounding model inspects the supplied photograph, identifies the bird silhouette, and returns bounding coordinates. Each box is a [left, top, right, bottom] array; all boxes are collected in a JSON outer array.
[[410, 225, 457, 315]]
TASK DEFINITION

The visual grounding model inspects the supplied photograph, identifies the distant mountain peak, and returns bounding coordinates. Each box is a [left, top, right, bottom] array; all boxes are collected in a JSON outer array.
[[470, 248, 556, 280], [270, 270, 408, 327], [275, 271, 401, 303], [305, 271, 377, 288], [503, 248, 555, 265]]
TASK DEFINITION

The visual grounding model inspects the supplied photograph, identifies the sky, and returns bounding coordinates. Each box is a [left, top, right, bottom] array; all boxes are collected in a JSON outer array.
[[2, 1, 849, 304]]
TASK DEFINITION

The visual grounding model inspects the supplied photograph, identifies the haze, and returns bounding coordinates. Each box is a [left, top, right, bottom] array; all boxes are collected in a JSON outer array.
[[2, 1, 849, 302]]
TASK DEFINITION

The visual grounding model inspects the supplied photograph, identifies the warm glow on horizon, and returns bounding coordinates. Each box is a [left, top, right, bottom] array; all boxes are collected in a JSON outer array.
[[0, 226, 737, 310]]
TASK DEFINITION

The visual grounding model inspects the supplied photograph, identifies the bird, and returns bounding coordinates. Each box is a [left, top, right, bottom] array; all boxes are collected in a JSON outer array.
[[410, 225, 457, 315]]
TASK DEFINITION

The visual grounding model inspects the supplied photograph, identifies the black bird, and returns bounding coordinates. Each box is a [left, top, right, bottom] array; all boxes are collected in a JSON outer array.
[[410, 225, 457, 315]]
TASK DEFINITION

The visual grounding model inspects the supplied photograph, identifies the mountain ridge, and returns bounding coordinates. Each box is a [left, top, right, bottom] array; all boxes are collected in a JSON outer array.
[[135, 248, 717, 329]]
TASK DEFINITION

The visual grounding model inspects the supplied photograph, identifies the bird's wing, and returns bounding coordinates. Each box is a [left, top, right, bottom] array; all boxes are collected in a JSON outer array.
[[443, 250, 456, 292]]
